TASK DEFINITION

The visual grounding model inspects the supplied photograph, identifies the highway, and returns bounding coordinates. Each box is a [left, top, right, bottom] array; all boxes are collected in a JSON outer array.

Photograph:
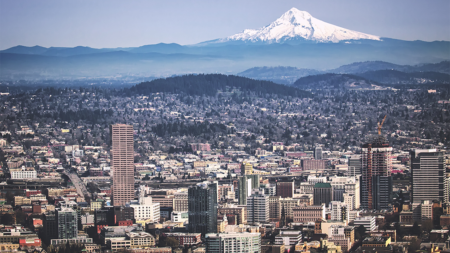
[[63, 170, 90, 200]]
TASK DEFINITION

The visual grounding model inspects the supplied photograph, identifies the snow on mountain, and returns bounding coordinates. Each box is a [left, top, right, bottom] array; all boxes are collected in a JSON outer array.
[[220, 7, 380, 44]]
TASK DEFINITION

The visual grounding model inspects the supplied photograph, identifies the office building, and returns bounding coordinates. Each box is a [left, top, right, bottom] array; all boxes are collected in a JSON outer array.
[[247, 189, 269, 224], [43, 212, 58, 244], [275, 230, 302, 246], [348, 155, 362, 176], [174, 192, 188, 212], [410, 149, 444, 203], [238, 175, 260, 205], [313, 183, 332, 206], [205, 232, 261, 253], [361, 138, 392, 210], [314, 146, 323, 160], [111, 124, 134, 206], [188, 182, 218, 235], [354, 216, 377, 232], [276, 181, 294, 198], [330, 201, 347, 222], [293, 204, 325, 223]]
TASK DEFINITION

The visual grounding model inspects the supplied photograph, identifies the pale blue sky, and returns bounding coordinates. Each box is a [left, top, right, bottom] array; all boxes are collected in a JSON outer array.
[[0, 0, 449, 50]]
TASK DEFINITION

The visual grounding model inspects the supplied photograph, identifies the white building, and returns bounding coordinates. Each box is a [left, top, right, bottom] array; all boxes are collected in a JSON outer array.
[[421, 200, 433, 221], [330, 201, 347, 222], [347, 210, 360, 223], [205, 232, 261, 253], [354, 216, 377, 232], [130, 196, 160, 223], [343, 193, 355, 211], [247, 189, 269, 224], [275, 230, 302, 246], [10, 167, 37, 179]]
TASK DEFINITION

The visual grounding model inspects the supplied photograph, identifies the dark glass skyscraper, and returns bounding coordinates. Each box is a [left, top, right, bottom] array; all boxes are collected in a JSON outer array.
[[188, 182, 218, 236]]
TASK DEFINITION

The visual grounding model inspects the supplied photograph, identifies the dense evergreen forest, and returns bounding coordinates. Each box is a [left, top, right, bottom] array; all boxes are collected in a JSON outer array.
[[127, 74, 312, 97]]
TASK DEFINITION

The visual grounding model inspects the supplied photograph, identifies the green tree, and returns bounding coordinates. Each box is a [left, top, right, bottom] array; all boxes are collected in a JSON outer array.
[[411, 222, 422, 236]]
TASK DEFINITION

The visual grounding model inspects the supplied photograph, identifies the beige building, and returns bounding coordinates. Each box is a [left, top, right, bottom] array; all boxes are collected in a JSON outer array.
[[174, 192, 188, 212], [128, 232, 156, 248], [269, 196, 281, 219], [293, 204, 325, 223], [280, 198, 300, 220], [111, 124, 134, 206]]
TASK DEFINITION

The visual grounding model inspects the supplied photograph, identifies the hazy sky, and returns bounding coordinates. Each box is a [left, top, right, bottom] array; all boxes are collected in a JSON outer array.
[[1, 0, 449, 50]]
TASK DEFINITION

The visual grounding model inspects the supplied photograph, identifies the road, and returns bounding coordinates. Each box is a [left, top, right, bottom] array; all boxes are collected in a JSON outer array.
[[63, 170, 90, 200]]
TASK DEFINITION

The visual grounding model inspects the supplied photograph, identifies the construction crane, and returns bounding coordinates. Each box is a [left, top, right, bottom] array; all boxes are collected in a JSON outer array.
[[377, 115, 387, 135]]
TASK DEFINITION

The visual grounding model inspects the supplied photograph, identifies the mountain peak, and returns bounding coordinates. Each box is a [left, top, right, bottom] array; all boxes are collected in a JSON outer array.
[[219, 7, 380, 44]]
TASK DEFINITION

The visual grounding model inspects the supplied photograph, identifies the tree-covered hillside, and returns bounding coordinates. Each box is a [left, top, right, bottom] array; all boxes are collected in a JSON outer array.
[[127, 74, 312, 97]]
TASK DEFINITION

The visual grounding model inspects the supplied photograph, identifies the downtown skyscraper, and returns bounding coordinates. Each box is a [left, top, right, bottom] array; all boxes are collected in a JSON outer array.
[[188, 181, 218, 236], [111, 124, 134, 206], [410, 149, 444, 203], [361, 137, 392, 210]]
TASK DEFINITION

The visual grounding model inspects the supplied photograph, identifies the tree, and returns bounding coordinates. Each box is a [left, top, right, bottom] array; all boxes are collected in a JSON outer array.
[[355, 225, 366, 240], [159, 236, 179, 248], [411, 222, 422, 236], [422, 219, 433, 233], [1, 213, 14, 225]]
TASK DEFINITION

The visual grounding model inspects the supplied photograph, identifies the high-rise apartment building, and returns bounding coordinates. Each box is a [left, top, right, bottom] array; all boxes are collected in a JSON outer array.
[[247, 189, 269, 224], [361, 138, 392, 210], [188, 182, 218, 235], [57, 207, 78, 239], [205, 232, 261, 253], [238, 175, 260, 205], [410, 149, 444, 203], [110, 124, 134, 206]]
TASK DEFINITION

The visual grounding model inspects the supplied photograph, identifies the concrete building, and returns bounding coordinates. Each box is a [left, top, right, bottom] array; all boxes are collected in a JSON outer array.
[[314, 147, 323, 160], [130, 196, 160, 223], [205, 232, 261, 253], [348, 155, 362, 176], [330, 201, 347, 222], [293, 204, 325, 223], [313, 183, 332, 206], [276, 181, 294, 198], [111, 124, 134, 206], [269, 196, 281, 220], [10, 168, 37, 179], [275, 230, 302, 246], [165, 233, 202, 246], [174, 192, 188, 212], [188, 182, 218, 235], [247, 189, 269, 224], [411, 149, 444, 203], [218, 205, 247, 225], [354, 216, 377, 232], [280, 198, 300, 220]]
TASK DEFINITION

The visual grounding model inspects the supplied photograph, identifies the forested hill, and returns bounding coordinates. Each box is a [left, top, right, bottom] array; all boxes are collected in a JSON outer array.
[[293, 73, 378, 90], [127, 74, 312, 98]]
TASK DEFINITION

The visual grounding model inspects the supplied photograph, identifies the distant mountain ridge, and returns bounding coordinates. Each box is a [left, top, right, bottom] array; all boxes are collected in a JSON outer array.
[[237, 61, 450, 85], [292, 73, 380, 90], [0, 7, 449, 80]]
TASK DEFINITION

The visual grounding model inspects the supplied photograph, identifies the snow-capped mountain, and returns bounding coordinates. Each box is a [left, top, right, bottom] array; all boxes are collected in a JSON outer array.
[[217, 7, 380, 44]]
